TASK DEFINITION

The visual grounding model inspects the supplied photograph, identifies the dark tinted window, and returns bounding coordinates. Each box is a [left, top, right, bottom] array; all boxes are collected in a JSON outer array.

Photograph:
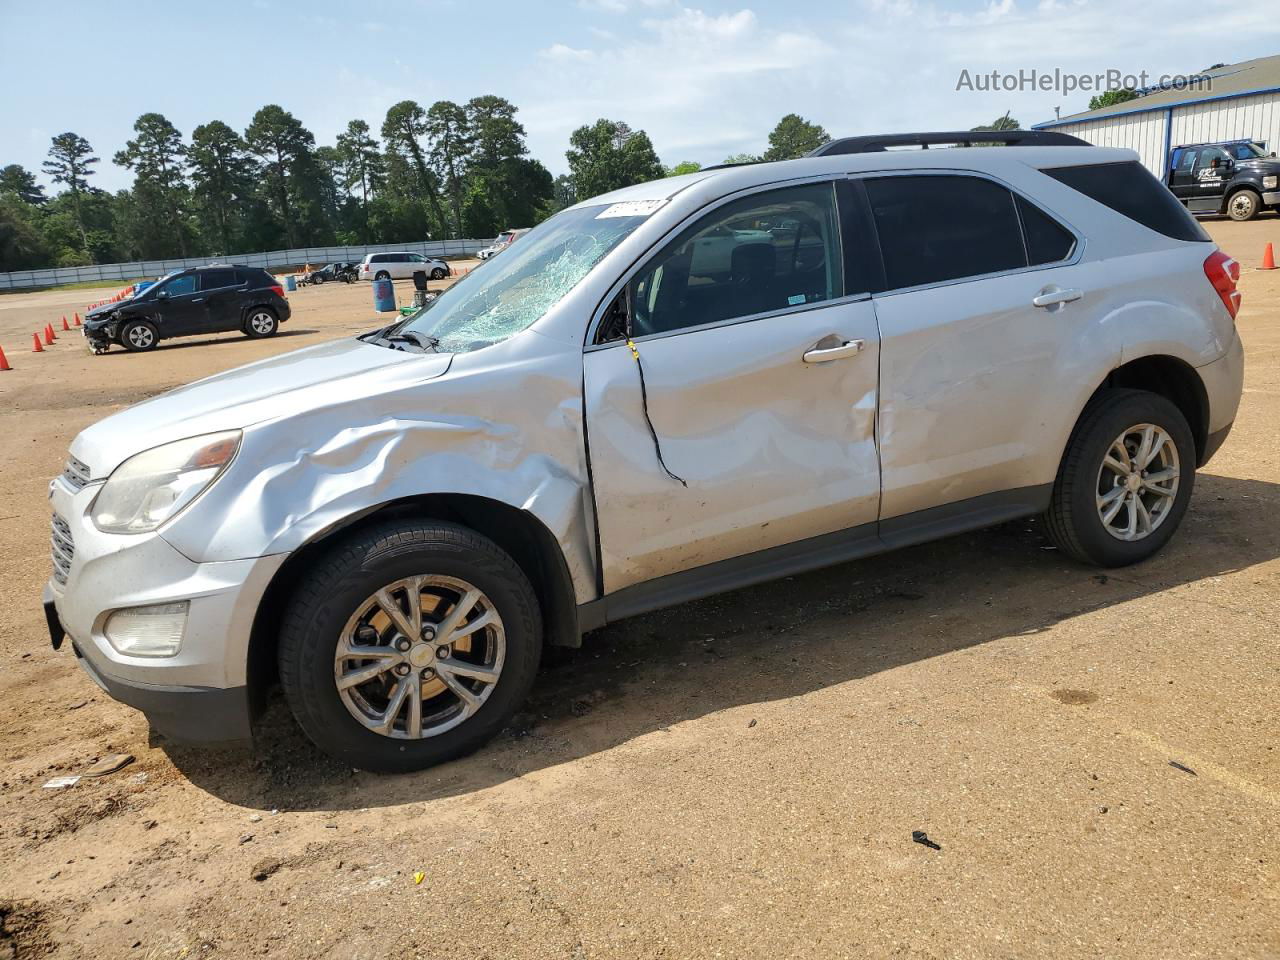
[[1016, 195, 1075, 264], [199, 269, 238, 291], [866, 175, 1025, 289], [627, 182, 843, 338], [248, 269, 275, 288], [1043, 161, 1210, 242]]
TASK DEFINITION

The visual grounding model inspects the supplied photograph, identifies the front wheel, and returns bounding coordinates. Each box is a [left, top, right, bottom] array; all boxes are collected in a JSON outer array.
[[375, 270, 391, 281], [120, 320, 157, 352], [245, 308, 279, 339], [277, 521, 542, 773], [1043, 389, 1195, 566], [1227, 188, 1261, 222], [431, 267, 446, 280]]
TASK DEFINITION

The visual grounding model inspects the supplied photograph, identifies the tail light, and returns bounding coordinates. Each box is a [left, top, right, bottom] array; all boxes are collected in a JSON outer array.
[[270, 284, 285, 298], [1203, 249, 1241, 320]]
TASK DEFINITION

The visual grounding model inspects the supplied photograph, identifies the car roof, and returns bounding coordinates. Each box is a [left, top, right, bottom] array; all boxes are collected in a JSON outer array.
[[567, 145, 1139, 211]]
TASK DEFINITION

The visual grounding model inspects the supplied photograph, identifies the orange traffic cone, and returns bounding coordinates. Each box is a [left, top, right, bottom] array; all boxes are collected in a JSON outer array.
[[74, 313, 82, 326], [0, 344, 10, 371], [61, 316, 70, 331], [1262, 243, 1276, 270], [33, 332, 43, 353], [43, 325, 55, 345]]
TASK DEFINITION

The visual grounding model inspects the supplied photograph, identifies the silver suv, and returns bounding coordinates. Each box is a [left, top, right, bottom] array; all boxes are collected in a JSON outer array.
[[43, 131, 1244, 773]]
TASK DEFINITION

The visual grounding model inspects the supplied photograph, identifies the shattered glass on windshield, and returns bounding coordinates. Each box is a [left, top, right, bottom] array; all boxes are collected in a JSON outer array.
[[399, 204, 651, 353]]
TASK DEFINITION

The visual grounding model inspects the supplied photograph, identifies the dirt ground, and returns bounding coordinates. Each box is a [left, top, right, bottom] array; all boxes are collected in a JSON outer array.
[[0, 231, 1277, 960]]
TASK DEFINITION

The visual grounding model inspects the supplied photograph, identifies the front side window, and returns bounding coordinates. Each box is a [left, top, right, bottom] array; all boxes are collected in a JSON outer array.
[[626, 182, 843, 338], [866, 175, 1026, 289], [397, 203, 649, 353], [159, 273, 197, 296]]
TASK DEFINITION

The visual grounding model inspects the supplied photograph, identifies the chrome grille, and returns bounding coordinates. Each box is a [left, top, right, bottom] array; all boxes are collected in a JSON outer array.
[[62, 455, 91, 491], [50, 514, 74, 586]]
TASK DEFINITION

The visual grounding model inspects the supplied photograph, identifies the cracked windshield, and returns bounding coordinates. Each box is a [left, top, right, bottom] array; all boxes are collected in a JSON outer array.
[[398, 204, 651, 352]]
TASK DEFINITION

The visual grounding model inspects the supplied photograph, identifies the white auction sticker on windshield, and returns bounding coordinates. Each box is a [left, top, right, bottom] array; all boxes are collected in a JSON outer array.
[[595, 200, 668, 219]]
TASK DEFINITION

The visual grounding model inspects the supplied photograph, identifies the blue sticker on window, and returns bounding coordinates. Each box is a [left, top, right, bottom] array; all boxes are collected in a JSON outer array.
[[787, 294, 805, 306]]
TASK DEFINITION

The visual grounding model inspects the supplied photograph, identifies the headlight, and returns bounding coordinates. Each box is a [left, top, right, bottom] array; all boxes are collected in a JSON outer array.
[[91, 431, 240, 534], [1264, 175, 1278, 190]]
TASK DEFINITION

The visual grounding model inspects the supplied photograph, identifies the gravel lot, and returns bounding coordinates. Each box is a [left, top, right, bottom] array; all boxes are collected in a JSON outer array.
[[0, 233, 1276, 959]]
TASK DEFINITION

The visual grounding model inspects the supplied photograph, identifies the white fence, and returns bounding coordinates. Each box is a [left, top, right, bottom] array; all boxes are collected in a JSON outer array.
[[0, 238, 495, 291]]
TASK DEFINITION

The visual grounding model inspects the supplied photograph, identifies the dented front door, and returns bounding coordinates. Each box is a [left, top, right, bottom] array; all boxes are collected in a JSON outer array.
[[583, 300, 882, 594]]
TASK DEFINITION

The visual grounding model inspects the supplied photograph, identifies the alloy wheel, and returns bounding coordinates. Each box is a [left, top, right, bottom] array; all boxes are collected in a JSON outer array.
[[127, 325, 154, 349], [250, 312, 274, 334], [334, 576, 505, 739], [1095, 423, 1180, 541]]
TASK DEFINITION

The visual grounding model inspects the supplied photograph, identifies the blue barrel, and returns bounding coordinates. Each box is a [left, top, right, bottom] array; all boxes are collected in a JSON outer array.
[[285, 274, 298, 292], [373, 278, 396, 313]]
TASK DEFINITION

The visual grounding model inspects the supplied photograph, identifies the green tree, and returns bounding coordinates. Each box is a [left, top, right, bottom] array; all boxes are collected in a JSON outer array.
[[971, 111, 1020, 131], [0, 196, 49, 270], [42, 132, 98, 251], [761, 114, 828, 162], [1088, 89, 1139, 111], [723, 152, 759, 165], [114, 112, 191, 256], [0, 164, 46, 205], [565, 119, 665, 201], [189, 120, 258, 255], [666, 161, 702, 176], [335, 119, 385, 239], [426, 101, 472, 237], [382, 100, 448, 237], [245, 105, 316, 248]]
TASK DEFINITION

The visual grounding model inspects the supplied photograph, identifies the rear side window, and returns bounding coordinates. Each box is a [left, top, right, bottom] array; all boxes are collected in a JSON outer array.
[[865, 175, 1026, 289], [1016, 195, 1076, 264], [198, 269, 238, 291], [1043, 161, 1210, 242], [249, 269, 275, 288]]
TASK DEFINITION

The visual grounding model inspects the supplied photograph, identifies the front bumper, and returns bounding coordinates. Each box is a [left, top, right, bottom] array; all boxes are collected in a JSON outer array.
[[44, 473, 287, 742], [1263, 190, 1280, 206]]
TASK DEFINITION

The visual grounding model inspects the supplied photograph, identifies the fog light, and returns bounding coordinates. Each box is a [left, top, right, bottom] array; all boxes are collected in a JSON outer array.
[[104, 602, 188, 657]]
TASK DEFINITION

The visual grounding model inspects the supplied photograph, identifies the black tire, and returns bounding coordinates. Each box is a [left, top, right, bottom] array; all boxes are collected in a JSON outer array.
[[1227, 188, 1261, 222], [120, 320, 158, 352], [244, 307, 279, 339], [375, 270, 391, 281], [278, 520, 543, 773], [1043, 388, 1196, 567], [431, 267, 446, 280]]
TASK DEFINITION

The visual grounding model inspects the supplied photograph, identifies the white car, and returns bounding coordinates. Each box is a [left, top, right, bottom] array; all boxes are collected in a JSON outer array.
[[44, 129, 1244, 772], [357, 252, 450, 282], [476, 228, 530, 260]]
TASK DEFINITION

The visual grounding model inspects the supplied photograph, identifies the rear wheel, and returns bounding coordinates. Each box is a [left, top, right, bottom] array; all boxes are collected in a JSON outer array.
[[277, 521, 542, 773], [120, 320, 157, 352], [375, 270, 391, 281], [1227, 188, 1261, 222], [245, 308, 279, 339], [1044, 389, 1195, 566]]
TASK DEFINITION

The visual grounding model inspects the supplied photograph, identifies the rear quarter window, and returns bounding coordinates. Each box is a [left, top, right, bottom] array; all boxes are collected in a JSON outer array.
[[1042, 161, 1210, 242]]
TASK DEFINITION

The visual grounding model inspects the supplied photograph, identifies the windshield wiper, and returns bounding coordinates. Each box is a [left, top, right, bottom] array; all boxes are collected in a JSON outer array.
[[386, 330, 439, 351]]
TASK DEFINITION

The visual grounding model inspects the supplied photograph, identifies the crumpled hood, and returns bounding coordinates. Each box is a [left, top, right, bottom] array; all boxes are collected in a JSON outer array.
[[72, 337, 452, 477]]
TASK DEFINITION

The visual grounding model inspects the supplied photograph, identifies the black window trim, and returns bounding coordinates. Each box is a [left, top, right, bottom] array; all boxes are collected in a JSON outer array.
[[852, 168, 1084, 299], [584, 174, 872, 351]]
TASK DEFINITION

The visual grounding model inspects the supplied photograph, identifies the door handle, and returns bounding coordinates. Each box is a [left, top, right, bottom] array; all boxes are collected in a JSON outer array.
[[191, 298, 205, 303], [802, 339, 865, 363], [1032, 287, 1082, 308]]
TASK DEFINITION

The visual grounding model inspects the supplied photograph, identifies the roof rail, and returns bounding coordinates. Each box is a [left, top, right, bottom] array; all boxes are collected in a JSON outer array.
[[809, 130, 1090, 156]]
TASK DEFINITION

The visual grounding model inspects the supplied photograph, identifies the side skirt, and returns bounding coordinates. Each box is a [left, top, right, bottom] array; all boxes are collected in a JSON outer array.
[[577, 484, 1052, 631]]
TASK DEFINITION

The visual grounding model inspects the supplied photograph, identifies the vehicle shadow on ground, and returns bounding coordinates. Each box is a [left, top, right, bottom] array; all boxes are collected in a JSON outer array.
[[98, 330, 320, 355], [166, 472, 1280, 810]]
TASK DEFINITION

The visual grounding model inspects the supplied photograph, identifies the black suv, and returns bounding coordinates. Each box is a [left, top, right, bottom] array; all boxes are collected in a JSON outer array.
[[83, 265, 291, 353], [1166, 139, 1280, 221]]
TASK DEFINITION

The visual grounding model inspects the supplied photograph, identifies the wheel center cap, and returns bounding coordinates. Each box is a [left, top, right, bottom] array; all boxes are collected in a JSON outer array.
[[408, 644, 434, 668], [1125, 472, 1142, 493]]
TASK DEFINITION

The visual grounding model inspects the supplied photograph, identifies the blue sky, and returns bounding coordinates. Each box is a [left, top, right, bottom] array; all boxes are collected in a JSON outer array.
[[2, 0, 1277, 193]]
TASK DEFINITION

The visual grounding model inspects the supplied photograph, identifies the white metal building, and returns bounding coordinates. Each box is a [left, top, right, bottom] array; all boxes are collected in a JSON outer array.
[[1032, 55, 1280, 178]]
